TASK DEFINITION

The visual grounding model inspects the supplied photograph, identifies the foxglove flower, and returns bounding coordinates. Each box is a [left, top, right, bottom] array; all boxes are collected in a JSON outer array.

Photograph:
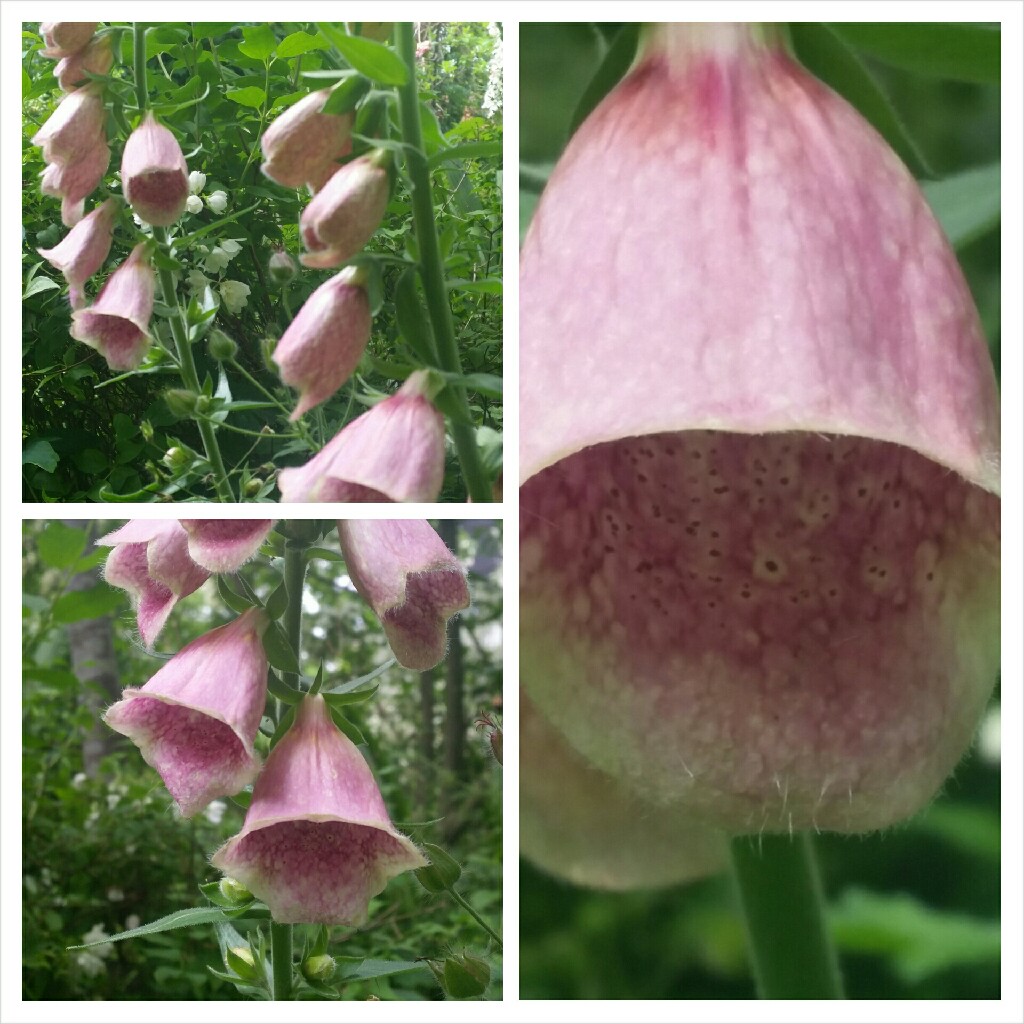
[[31, 84, 105, 164], [37, 197, 117, 310], [299, 151, 389, 269], [121, 112, 189, 227], [104, 608, 269, 817], [97, 519, 210, 646], [260, 88, 355, 193], [70, 243, 155, 370], [39, 138, 110, 227], [211, 694, 426, 925], [177, 519, 275, 573], [519, 23, 1000, 834], [40, 22, 98, 58], [54, 34, 114, 92], [521, 693, 725, 890], [277, 371, 445, 502], [337, 519, 470, 671], [273, 266, 371, 420]]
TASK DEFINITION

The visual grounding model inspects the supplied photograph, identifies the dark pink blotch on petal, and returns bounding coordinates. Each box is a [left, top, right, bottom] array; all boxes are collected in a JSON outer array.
[[179, 519, 275, 573]]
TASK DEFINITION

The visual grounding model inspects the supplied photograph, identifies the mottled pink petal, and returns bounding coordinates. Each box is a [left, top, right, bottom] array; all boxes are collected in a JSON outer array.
[[211, 694, 426, 924], [32, 85, 105, 164], [54, 34, 114, 91], [104, 608, 269, 817], [122, 112, 189, 227], [338, 520, 470, 671], [40, 22, 98, 58], [178, 520, 275, 573], [37, 198, 117, 310]]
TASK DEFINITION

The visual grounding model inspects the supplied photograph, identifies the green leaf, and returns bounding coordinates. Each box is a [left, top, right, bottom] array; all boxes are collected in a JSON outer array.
[[52, 586, 123, 623], [262, 622, 300, 674], [225, 86, 267, 109], [306, 546, 345, 562], [790, 23, 933, 180], [922, 162, 1000, 249], [322, 683, 378, 708], [37, 522, 87, 568], [570, 23, 640, 133], [328, 706, 365, 746], [264, 580, 289, 620], [308, 660, 325, 697], [217, 575, 255, 615], [277, 30, 322, 59], [321, 74, 371, 116], [266, 670, 302, 705], [23, 276, 61, 299], [826, 22, 1000, 83], [426, 140, 502, 170], [238, 23, 277, 62], [23, 439, 59, 473], [67, 907, 229, 949], [321, 658, 396, 695], [269, 704, 297, 751], [316, 23, 408, 85], [441, 372, 502, 399], [335, 958, 427, 982], [446, 277, 502, 295], [394, 267, 437, 363]]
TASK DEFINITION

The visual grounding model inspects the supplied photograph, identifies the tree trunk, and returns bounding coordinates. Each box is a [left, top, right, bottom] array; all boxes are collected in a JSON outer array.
[[62, 520, 121, 777]]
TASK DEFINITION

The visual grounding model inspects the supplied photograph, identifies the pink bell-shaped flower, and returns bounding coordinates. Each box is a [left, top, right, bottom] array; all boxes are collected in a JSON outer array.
[[272, 266, 371, 421], [54, 34, 114, 92], [299, 151, 390, 269], [31, 84, 105, 164], [522, 693, 725, 890], [260, 88, 355, 193], [337, 519, 470, 671], [121, 112, 189, 227], [37, 197, 117, 310], [69, 243, 156, 370], [40, 22, 98, 58], [104, 608, 269, 818], [519, 23, 1000, 834], [97, 519, 211, 647], [39, 138, 110, 217], [177, 519, 276, 573], [211, 694, 426, 925], [278, 371, 446, 502]]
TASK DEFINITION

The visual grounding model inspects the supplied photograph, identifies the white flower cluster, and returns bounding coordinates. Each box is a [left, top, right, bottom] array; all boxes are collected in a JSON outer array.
[[185, 171, 228, 215], [187, 239, 251, 313], [482, 23, 503, 118]]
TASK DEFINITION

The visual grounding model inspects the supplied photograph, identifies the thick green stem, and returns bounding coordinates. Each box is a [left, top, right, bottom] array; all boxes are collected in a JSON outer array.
[[730, 833, 844, 999], [133, 23, 149, 110], [270, 921, 292, 1000], [151, 227, 234, 501], [394, 23, 492, 504]]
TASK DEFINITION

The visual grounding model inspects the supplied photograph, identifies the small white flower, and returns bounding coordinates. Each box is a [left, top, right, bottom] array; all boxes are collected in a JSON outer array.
[[203, 247, 231, 273], [206, 190, 228, 214], [219, 239, 243, 257], [107, 887, 125, 902], [75, 952, 107, 977], [71, 772, 88, 789], [187, 268, 211, 292], [188, 170, 207, 194], [83, 924, 114, 959], [125, 914, 141, 931], [218, 280, 251, 314], [204, 799, 227, 825], [186, 194, 204, 215]]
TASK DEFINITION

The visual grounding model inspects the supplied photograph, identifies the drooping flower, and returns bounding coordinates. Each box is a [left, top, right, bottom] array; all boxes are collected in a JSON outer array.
[[177, 519, 275, 573], [39, 137, 110, 227], [97, 519, 210, 646], [31, 84, 105, 164], [54, 33, 114, 92], [277, 371, 446, 502], [211, 694, 426, 925], [187, 170, 207, 194], [299, 151, 390, 269], [521, 693, 725, 890], [121, 112, 189, 227], [185, 194, 203, 215], [69, 243, 155, 370], [273, 266, 371, 421], [519, 23, 1000, 834], [260, 88, 355, 193], [104, 608, 269, 817], [218, 279, 250, 314], [37, 197, 118, 310], [337, 519, 470, 671], [40, 22, 98, 58]]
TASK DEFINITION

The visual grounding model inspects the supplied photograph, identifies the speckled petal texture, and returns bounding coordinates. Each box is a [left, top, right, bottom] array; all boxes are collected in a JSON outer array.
[[122, 112, 188, 227], [519, 25, 1000, 835], [178, 519, 275, 573], [521, 692, 726, 890], [211, 695, 426, 925], [338, 520, 471, 671], [104, 608, 269, 816]]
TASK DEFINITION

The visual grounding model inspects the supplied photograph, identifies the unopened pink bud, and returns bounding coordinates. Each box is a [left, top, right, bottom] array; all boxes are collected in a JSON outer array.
[[122, 112, 189, 227], [337, 520, 470, 671], [520, 23, 1000, 834], [54, 34, 114, 92], [299, 153, 389, 269], [277, 371, 445, 502], [70, 243, 156, 371], [37, 198, 118, 310], [260, 88, 355, 193], [273, 267, 372, 421], [211, 694, 426, 924], [40, 22, 98, 58]]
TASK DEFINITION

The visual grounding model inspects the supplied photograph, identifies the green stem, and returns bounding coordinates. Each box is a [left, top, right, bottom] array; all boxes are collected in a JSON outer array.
[[394, 23, 491, 504], [270, 921, 292, 1000], [446, 887, 502, 950], [151, 227, 234, 501], [730, 833, 844, 999], [133, 23, 149, 111]]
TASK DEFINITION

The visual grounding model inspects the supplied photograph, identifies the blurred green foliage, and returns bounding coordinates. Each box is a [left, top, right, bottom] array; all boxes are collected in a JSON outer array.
[[519, 21, 1000, 1000], [23, 519, 502, 999]]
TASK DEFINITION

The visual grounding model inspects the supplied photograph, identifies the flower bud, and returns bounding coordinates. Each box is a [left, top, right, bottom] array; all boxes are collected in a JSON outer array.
[[121, 112, 189, 227], [301, 954, 337, 984], [267, 248, 298, 285], [163, 389, 198, 418], [227, 946, 260, 980], [162, 446, 191, 471], [207, 329, 238, 362], [206, 190, 228, 214], [40, 22, 98, 58], [188, 170, 207, 194], [441, 954, 490, 999], [299, 151, 390, 269], [218, 876, 253, 904]]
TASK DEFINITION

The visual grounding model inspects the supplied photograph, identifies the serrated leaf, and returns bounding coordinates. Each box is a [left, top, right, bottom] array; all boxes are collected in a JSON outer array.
[[217, 574, 254, 615], [264, 580, 288, 620], [226, 86, 267, 109], [317, 23, 407, 85], [262, 623, 300, 674], [67, 907, 229, 949]]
